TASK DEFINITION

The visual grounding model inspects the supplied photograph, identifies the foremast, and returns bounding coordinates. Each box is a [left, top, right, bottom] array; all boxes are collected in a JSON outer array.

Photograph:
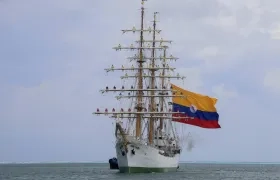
[[136, 0, 145, 139], [93, 0, 189, 147]]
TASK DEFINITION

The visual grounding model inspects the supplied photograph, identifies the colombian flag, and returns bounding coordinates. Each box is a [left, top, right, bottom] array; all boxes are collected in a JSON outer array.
[[172, 84, 221, 129]]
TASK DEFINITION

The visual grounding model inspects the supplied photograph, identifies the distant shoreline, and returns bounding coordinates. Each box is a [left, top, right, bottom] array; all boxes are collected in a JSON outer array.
[[1, 161, 280, 165]]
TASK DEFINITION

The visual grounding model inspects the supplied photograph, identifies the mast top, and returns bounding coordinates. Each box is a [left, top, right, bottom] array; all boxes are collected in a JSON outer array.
[[142, 0, 147, 4], [141, 0, 147, 7]]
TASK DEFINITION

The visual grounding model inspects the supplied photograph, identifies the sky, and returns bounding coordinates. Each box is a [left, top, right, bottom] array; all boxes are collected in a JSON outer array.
[[0, 0, 280, 163]]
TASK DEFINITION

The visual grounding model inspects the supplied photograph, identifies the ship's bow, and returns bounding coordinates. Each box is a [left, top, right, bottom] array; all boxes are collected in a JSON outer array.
[[116, 141, 179, 173]]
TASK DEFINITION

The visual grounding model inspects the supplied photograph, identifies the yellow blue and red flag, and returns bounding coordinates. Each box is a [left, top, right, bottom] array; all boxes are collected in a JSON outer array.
[[172, 84, 221, 129]]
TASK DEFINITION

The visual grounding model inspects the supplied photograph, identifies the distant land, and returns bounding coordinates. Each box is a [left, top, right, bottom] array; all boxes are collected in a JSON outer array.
[[179, 161, 280, 164]]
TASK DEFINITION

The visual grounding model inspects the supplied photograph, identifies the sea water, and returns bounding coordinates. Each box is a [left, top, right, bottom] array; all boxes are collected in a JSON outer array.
[[0, 162, 279, 180]]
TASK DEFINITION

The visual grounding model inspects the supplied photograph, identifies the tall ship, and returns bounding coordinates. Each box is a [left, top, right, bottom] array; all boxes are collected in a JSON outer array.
[[93, 0, 221, 173]]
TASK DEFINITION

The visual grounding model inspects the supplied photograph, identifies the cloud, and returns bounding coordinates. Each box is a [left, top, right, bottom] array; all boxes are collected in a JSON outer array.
[[212, 84, 238, 100], [173, 67, 203, 92], [151, 0, 280, 73], [270, 24, 280, 39], [0, 0, 280, 163], [263, 68, 280, 94]]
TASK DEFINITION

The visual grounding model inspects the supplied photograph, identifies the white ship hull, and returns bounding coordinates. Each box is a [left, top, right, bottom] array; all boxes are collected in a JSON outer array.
[[115, 140, 180, 173]]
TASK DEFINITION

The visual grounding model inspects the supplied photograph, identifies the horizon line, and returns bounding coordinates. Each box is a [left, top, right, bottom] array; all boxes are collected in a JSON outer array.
[[1, 161, 280, 165]]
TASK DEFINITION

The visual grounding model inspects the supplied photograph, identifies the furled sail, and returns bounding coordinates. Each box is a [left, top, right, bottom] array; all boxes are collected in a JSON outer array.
[[171, 84, 221, 129]]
